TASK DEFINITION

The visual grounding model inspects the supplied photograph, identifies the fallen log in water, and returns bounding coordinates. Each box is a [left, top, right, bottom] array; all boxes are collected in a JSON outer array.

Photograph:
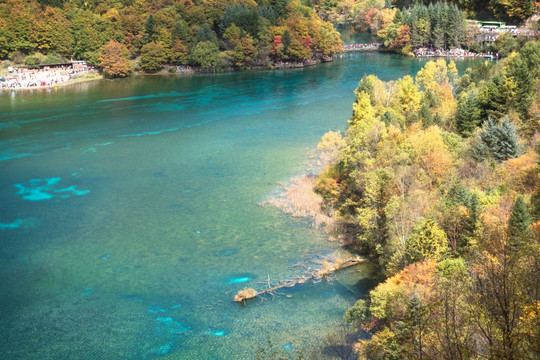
[[233, 257, 364, 303]]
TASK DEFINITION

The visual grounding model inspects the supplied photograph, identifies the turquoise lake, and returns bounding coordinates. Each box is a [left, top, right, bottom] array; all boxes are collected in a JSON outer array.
[[0, 52, 484, 359]]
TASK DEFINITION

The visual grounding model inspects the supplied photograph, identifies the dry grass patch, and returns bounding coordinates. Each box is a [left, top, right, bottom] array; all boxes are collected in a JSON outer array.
[[260, 174, 336, 230]]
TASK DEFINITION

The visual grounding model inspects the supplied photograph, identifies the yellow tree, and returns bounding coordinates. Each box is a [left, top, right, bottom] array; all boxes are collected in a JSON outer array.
[[99, 40, 132, 78], [408, 125, 453, 186], [393, 75, 421, 120], [416, 59, 458, 92]]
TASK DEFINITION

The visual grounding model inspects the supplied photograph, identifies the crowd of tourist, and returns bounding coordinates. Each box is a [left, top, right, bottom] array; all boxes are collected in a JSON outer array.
[[479, 27, 540, 37], [413, 47, 499, 59], [478, 27, 540, 43], [0, 64, 93, 89], [164, 65, 197, 73], [343, 43, 384, 51], [273, 59, 318, 69]]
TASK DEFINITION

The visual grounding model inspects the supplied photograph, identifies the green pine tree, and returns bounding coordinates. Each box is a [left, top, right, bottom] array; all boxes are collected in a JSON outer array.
[[531, 189, 540, 222], [430, 3, 445, 49], [446, 4, 464, 48], [472, 119, 521, 162], [456, 90, 482, 137], [508, 195, 532, 251], [381, 110, 397, 127], [493, 119, 521, 161], [478, 74, 508, 120], [420, 104, 433, 127], [144, 14, 156, 44], [508, 55, 534, 121], [196, 24, 218, 45], [356, 75, 376, 105], [531, 156, 540, 221]]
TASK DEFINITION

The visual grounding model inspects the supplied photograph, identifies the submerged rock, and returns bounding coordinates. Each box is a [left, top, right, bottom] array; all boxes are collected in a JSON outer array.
[[234, 288, 258, 302]]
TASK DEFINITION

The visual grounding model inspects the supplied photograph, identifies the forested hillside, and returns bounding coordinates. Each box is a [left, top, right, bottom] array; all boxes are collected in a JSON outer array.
[[0, 0, 342, 73], [315, 0, 538, 24], [315, 40, 540, 359], [321, 0, 538, 55], [376, 2, 468, 54]]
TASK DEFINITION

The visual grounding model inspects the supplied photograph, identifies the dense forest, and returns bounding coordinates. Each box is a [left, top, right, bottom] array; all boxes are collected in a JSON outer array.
[[1, 0, 537, 76], [312, 39, 540, 359], [338, 1, 537, 55], [316, 0, 538, 24], [0, 0, 343, 74], [376, 2, 468, 54]]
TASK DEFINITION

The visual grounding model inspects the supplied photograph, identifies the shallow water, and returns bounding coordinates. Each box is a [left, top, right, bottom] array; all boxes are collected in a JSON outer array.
[[0, 52, 484, 359]]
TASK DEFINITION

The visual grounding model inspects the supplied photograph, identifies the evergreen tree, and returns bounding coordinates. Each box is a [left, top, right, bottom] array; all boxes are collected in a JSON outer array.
[[518, 41, 540, 79], [531, 157, 540, 221], [472, 119, 521, 162], [220, 4, 248, 34], [441, 2, 450, 48], [446, 4, 465, 48], [433, 112, 442, 125], [494, 119, 521, 161], [422, 88, 439, 108], [381, 110, 397, 127], [508, 55, 534, 121], [508, 195, 532, 251], [408, 8, 420, 48], [478, 74, 510, 120], [394, 8, 404, 25], [456, 90, 482, 137], [344, 299, 369, 326], [405, 294, 429, 360], [430, 3, 445, 49], [420, 4, 431, 46], [461, 193, 479, 251], [196, 23, 218, 45], [144, 14, 156, 43], [473, 118, 498, 160], [282, 30, 292, 51], [356, 75, 376, 105], [419, 104, 433, 127], [256, 6, 276, 24], [172, 20, 189, 42], [269, 0, 289, 19], [440, 184, 479, 254]]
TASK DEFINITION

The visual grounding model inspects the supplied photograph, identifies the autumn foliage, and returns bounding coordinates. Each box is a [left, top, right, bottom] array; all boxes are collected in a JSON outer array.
[[0, 0, 342, 71], [318, 42, 540, 359], [99, 41, 131, 78]]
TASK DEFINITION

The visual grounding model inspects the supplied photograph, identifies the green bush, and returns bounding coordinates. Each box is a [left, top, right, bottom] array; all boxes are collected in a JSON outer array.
[[42, 53, 62, 65]]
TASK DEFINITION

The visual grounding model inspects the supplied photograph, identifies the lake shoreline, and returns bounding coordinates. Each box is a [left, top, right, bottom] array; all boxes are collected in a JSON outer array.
[[0, 71, 103, 92], [0, 59, 328, 92], [1, 47, 495, 94]]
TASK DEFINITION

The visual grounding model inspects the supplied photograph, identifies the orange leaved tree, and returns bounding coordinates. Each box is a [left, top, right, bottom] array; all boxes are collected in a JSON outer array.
[[99, 40, 132, 78]]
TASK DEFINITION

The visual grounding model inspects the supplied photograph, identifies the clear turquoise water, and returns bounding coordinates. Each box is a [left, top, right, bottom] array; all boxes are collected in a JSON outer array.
[[0, 53, 483, 359]]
